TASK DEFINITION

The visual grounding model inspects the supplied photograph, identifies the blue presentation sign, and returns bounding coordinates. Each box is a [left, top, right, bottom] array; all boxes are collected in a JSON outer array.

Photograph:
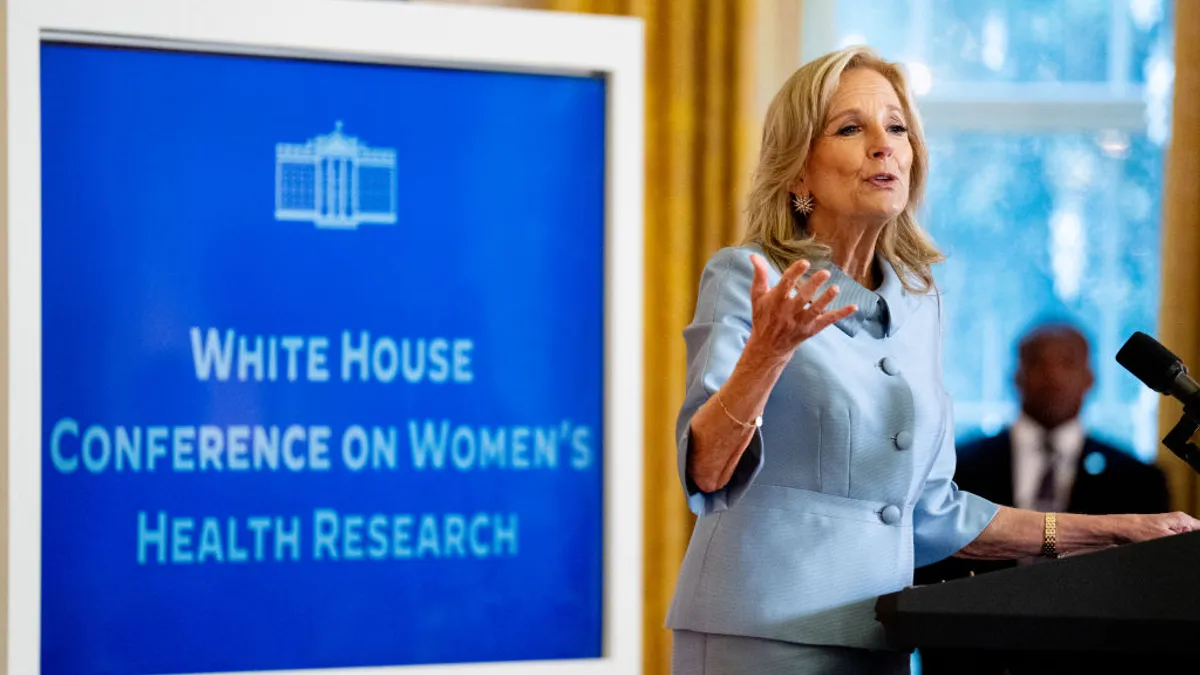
[[40, 43, 606, 675]]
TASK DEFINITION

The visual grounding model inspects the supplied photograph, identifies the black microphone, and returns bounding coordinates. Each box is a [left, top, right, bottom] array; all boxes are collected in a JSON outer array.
[[1116, 331, 1200, 410], [1118, 331, 1200, 476]]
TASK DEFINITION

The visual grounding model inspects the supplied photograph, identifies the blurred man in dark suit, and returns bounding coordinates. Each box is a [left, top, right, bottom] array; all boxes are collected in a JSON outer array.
[[914, 322, 1170, 675]]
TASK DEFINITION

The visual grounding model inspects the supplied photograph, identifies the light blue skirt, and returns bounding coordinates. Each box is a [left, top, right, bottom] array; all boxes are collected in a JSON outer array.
[[671, 630, 911, 675]]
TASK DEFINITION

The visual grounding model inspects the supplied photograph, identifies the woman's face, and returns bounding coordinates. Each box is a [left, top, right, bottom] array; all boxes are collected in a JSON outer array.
[[799, 68, 913, 225]]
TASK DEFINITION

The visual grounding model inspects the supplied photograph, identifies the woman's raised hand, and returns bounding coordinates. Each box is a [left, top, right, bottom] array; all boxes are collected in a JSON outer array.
[[745, 254, 858, 363]]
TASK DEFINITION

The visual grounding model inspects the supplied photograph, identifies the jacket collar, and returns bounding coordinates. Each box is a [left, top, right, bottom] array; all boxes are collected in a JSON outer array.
[[741, 244, 920, 338], [817, 254, 916, 338]]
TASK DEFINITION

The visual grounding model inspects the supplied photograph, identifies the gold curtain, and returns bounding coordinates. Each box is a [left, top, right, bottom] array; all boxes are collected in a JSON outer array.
[[1158, 1, 1200, 515]]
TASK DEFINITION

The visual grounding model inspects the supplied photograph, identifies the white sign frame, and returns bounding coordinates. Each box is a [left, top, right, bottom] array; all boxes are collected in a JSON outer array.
[[4, 1, 645, 674]]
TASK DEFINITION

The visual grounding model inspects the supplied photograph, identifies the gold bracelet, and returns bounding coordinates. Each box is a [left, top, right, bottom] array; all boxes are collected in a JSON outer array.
[[714, 391, 762, 430], [1043, 512, 1060, 559]]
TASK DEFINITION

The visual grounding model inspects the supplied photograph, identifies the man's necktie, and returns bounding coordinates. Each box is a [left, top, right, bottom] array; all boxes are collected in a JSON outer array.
[[1034, 434, 1057, 513]]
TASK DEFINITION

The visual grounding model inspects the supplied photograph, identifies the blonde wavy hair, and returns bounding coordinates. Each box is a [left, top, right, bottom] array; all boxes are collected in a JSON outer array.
[[743, 45, 942, 293]]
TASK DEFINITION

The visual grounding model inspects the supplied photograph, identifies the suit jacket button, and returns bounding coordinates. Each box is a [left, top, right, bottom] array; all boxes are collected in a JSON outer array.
[[879, 357, 900, 376], [893, 430, 913, 450], [880, 505, 902, 525]]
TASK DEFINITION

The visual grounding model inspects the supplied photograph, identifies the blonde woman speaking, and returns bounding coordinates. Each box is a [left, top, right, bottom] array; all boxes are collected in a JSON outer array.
[[666, 45, 1200, 675]]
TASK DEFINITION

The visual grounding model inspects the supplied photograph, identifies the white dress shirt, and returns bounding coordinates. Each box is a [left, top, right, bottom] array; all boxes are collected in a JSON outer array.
[[1010, 413, 1085, 512]]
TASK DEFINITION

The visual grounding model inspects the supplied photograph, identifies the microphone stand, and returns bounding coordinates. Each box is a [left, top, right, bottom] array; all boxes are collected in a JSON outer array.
[[1163, 402, 1200, 475]]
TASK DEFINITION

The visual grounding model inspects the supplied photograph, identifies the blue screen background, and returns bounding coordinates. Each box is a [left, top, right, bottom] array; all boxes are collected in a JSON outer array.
[[40, 42, 606, 675]]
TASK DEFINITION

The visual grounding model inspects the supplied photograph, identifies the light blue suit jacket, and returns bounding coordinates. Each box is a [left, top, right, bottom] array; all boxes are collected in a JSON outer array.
[[665, 245, 999, 650]]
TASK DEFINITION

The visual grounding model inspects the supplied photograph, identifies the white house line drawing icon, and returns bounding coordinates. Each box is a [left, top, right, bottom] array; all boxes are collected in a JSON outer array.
[[275, 121, 398, 229]]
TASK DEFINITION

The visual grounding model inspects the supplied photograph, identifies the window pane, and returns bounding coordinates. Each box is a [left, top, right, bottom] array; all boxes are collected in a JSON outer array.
[[1130, 0, 1175, 84], [924, 131, 1165, 459], [822, 0, 1175, 461], [834, 0, 1173, 87]]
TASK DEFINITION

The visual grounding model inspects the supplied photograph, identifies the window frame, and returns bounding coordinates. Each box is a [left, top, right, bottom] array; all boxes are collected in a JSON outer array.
[[799, 0, 1171, 459], [801, 0, 1157, 133]]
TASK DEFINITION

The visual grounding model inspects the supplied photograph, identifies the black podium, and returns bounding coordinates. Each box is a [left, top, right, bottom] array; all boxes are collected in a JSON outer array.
[[876, 530, 1200, 673]]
